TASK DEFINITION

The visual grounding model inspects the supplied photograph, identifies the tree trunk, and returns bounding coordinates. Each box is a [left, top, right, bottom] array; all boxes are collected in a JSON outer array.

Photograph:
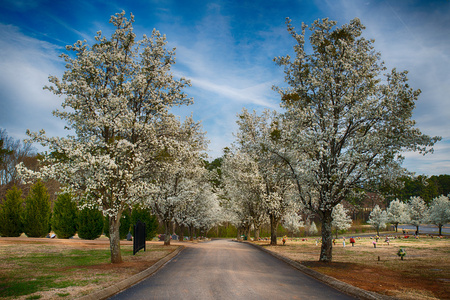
[[270, 214, 278, 246], [245, 225, 251, 240], [237, 227, 242, 240], [179, 224, 185, 242], [164, 220, 171, 246], [416, 225, 420, 235], [254, 225, 260, 241], [108, 215, 123, 264], [439, 224, 442, 236], [319, 210, 333, 262], [188, 225, 194, 241], [394, 223, 398, 232]]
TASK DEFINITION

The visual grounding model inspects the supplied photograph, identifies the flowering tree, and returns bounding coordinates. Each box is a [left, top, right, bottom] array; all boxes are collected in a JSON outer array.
[[282, 209, 304, 237], [175, 181, 223, 240], [235, 109, 297, 245], [426, 195, 450, 236], [17, 12, 193, 263], [272, 18, 440, 262], [386, 199, 409, 232], [407, 196, 428, 234], [368, 205, 388, 236], [146, 117, 208, 245], [331, 203, 352, 238], [221, 150, 268, 240]]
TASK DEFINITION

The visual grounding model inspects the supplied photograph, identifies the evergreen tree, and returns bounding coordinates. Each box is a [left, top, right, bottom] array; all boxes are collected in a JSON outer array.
[[131, 205, 159, 240], [103, 208, 131, 240], [23, 180, 51, 237], [0, 186, 24, 237], [77, 207, 104, 240], [52, 193, 78, 238]]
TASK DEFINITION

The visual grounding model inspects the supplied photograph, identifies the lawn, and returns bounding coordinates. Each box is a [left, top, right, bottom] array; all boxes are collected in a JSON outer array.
[[255, 234, 450, 300], [0, 237, 178, 300]]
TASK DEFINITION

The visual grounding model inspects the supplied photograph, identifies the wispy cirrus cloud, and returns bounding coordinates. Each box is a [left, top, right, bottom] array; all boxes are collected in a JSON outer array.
[[0, 23, 66, 142]]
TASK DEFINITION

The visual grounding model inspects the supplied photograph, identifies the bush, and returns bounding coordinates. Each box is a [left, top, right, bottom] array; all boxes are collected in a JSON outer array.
[[77, 206, 104, 240], [52, 193, 78, 239], [103, 208, 131, 240], [0, 186, 24, 237], [23, 180, 51, 238], [131, 206, 158, 240]]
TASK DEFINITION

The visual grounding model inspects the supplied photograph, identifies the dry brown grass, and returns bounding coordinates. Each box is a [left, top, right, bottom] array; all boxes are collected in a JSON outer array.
[[0, 236, 179, 300], [256, 235, 450, 299]]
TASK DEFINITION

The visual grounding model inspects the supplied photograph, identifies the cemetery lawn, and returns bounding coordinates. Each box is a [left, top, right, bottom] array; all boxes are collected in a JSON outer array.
[[256, 235, 450, 300], [0, 236, 179, 300]]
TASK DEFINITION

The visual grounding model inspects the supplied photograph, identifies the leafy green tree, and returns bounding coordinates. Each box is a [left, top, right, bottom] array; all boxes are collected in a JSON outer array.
[[429, 175, 450, 197], [0, 186, 24, 237], [131, 206, 159, 240], [52, 193, 78, 238], [77, 206, 104, 240], [23, 180, 51, 237]]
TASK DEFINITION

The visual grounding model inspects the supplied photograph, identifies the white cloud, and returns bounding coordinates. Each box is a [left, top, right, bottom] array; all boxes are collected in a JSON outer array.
[[0, 23, 67, 144]]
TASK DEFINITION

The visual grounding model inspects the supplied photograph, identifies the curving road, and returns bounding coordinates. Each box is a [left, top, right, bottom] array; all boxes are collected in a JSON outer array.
[[109, 239, 355, 300]]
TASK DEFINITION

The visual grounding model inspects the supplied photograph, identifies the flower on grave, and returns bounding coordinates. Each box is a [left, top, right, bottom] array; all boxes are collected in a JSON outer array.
[[397, 248, 406, 259]]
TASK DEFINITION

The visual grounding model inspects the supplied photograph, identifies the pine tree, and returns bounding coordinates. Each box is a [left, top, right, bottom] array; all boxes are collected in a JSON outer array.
[[52, 193, 78, 238], [103, 208, 131, 240], [131, 205, 159, 240], [77, 207, 104, 240], [23, 180, 51, 237], [0, 186, 24, 237]]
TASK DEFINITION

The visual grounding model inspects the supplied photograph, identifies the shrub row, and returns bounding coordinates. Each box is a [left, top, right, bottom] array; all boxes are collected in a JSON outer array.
[[0, 182, 158, 240]]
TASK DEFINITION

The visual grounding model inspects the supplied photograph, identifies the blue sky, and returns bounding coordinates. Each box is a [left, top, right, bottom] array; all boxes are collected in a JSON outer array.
[[0, 0, 449, 176]]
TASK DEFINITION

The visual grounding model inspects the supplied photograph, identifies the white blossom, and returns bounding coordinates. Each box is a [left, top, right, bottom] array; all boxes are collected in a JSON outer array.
[[368, 205, 388, 235], [426, 195, 450, 236]]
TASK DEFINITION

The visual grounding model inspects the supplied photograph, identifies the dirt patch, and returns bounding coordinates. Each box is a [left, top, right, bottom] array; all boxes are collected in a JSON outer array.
[[258, 236, 450, 300], [301, 261, 445, 299]]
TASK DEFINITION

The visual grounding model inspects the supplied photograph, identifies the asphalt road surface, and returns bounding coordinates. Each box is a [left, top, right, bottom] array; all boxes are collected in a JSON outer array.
[[109, 239, 355, 300]]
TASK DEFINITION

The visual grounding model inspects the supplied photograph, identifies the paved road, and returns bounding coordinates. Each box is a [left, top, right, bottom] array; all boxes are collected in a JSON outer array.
[[396, 224, 449, 235], [109, 239, 355, 300]]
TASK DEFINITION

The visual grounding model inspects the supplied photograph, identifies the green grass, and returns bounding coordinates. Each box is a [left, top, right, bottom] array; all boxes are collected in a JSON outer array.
[[57, 292, 71, 297], [0, 247, 117, 298]]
